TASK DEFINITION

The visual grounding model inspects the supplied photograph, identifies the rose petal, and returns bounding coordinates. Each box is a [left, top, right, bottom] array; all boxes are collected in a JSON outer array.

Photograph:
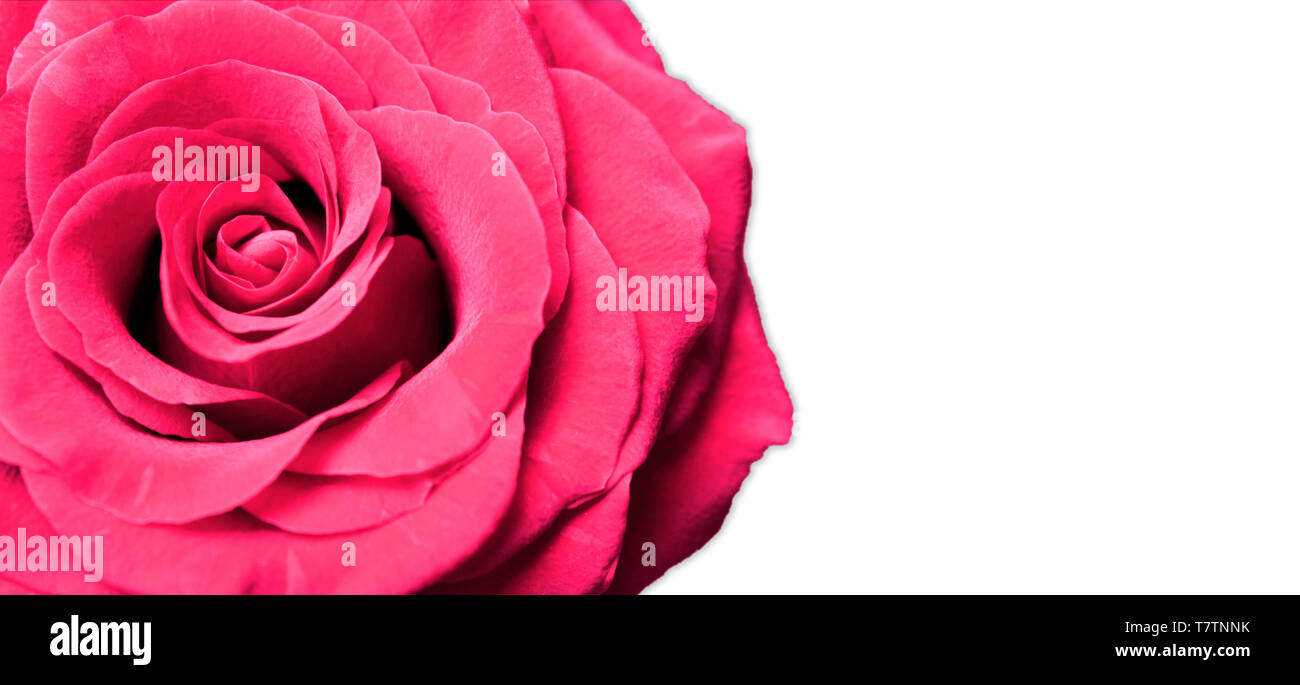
[[33, 164, 308, 436], [0, 412, 51, 471], [0, 48, 53, 275], [0, 463, 119, 595], [0, 243, 407, 523], [607, 280, 794, 594], [286, 107, 549, 477], [445, 204, 641, 578], [535, 0, 762, 434], [0, 0, 44, 90], [6, 1, 169, 88], [19, 402, 525, 593], [439, 475, 632, 595], [24, 0, 373, 224], [414, 63, 568, 321], [400, 0, 566, 199], [551, 67, 716, 483], [263, 1, 432, 67], [156, 182, 394, 372], [158, 234, 442, 417], [282, 6, 435, 111], [240, 442, 443, 536], [578, 0, 665, 71], [88, 60, 383, 332]]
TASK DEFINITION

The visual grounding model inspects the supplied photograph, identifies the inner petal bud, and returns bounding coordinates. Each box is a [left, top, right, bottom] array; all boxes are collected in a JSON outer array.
[[204, 214, 321, 311]]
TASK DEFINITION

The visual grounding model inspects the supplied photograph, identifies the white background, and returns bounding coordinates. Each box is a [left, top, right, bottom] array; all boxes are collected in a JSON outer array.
[[635, 0, 1300, 593]]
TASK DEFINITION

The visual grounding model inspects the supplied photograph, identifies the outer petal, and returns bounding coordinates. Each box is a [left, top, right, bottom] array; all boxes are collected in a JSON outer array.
[[0, 45, 50, 275], [534, 0, 762, 434], [440, 205, 640, 579], [24, 0, 372, 224], [398, 0, 566, 200], [19, 403, 526, 594], [0, 575, 41, 595], [0, 0, 44, 89], [261, 0, 432, 67], [239, 466, 437, 535], [577, 0, 664, 71], [439, 475, 632, 595], [415, 63, 568, 320], [551, 67, 716, 483], [6, 0, 169, 88], [0, 462, 118, 595], [281, 6, 434, 111], [607, 278, 793, 594]]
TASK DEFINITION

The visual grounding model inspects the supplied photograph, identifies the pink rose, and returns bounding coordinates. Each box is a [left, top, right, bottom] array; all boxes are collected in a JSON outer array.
[[0, 0, 791, 594]]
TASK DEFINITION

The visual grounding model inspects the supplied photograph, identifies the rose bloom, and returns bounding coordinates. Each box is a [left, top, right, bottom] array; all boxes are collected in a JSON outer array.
[[0, 0, 791, 594]]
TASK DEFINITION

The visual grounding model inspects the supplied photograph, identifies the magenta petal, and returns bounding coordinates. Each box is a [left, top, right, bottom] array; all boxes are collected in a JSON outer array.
[[20, 403, 526, 593], [89, 59, 383, 320], [213, 216, 282, 286], [535, 0, 761, 435], [159, 235, 441, 417], [34, 171, 304, 436], [6, 1, 168, 88], [446, 205, 641, 578], [440, 476, 632, 595], [399, 0, 566, 198], [157, 200, 389, 374], [0, 464, 119, 595], [282, 6, 435, 111], [0, 575, 42, 595], [0, 52, 46, 276], [607, 281, 794, 594], [577, 0, 665, 71], [20, 134, 312, 434], [415, 63, 569, 321], [551, 67, 716, 482], [262, 0, 432, 67], [0, 410, 52, 471], [287, 107, 549, 476], [26, 238, 252, 444], [0, 0, 44, 90], [240, 469, 438, 536], [160, 175, 372, 338], [24, 0, 373, 223], [0, 249, 406, 523]]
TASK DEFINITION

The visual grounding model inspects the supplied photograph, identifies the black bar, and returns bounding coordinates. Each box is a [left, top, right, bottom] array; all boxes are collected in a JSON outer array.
[[0, 595, 1287, 673]]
